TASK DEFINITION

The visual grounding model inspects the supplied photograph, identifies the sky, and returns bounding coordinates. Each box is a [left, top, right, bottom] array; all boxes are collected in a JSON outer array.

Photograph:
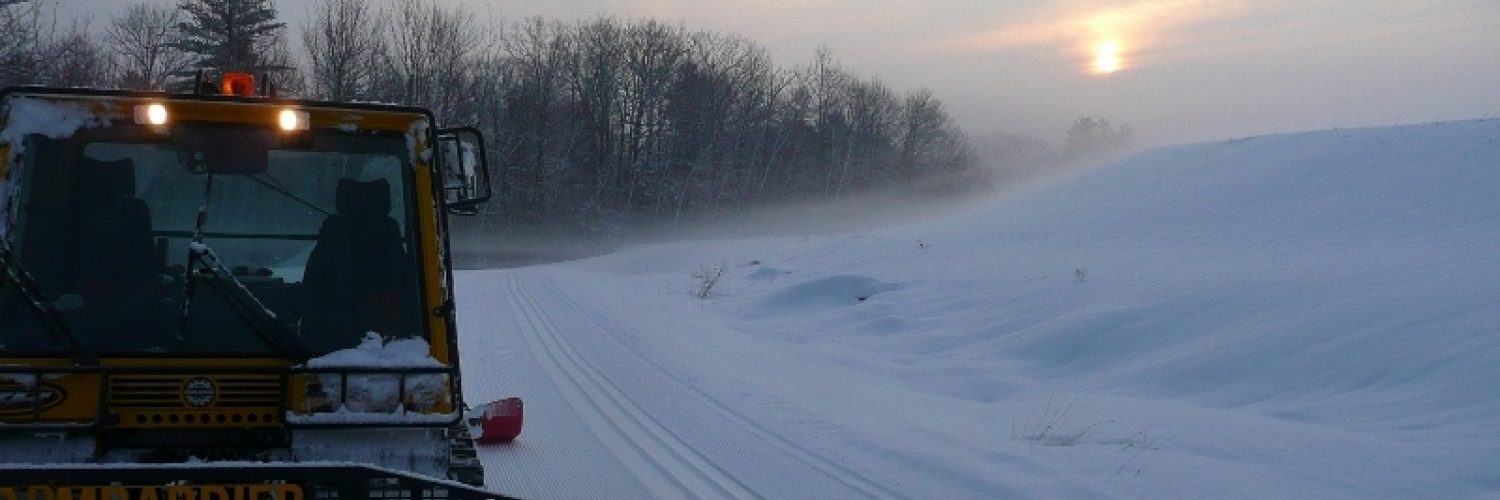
[[59, 0, 1500, 148]]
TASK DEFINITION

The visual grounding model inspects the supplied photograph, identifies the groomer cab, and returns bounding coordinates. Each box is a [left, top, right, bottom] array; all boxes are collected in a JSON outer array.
[[0, 76, 510, 494]]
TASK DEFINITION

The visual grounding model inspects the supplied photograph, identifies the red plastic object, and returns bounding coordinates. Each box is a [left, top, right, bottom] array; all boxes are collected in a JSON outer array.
[[477, 397, 524, 444]]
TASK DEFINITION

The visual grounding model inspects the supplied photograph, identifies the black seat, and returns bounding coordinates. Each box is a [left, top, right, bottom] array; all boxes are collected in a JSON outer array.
[[300, 178, 416, 351], [68, 157, 157, 300], [55, 157, 162, 349]]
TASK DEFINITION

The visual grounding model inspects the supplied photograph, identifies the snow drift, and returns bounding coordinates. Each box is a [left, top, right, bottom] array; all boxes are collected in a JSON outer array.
[[459, 119, 1500, 499]]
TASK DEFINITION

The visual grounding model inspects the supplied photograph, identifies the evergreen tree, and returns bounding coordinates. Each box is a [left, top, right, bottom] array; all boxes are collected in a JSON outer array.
[[175, 0, 285, 72]]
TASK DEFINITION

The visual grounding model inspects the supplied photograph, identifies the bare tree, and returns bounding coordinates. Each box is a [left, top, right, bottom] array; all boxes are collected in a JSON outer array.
[[897, 89, 949, 179], [617, 20, 685, 212], [839, 77, 898, 193], [0, 0, 46, 87], [43, 20, 111, 87], [375, 0, 430, 104], [425, 2, 480, 123], [379, 0, 478, 121], [259, 29, 304, 96], [497, 17, 572, 221], [7, 2, 986, 237], [566, 16, 625, 216], [800, 47, 854, 195], [108, 4, 191, 90], [0, 0, 110, 88], [301, 0, 379, 101]]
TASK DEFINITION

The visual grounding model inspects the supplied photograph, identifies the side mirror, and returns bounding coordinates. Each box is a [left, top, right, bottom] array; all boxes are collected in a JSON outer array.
[[436, 127, 491, 215]]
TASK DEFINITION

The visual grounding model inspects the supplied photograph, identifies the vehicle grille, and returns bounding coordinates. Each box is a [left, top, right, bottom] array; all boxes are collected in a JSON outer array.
[[109, 375, 282, 409]]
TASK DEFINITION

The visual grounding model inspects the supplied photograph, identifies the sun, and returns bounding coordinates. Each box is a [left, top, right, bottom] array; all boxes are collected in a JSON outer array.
[[1091, 39, 1124, 75]]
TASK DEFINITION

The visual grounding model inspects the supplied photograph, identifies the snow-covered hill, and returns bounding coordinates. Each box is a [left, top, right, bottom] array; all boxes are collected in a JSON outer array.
[[458, 119, 1500, 499]]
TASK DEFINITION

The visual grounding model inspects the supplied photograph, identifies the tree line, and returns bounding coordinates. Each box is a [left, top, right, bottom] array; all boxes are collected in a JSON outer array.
[[3, 0, 988, 236]]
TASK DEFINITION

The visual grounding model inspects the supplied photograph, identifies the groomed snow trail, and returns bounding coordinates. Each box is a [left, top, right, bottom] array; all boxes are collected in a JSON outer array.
[[458, 271, 904, 500], [453, 119, 1500, 499]]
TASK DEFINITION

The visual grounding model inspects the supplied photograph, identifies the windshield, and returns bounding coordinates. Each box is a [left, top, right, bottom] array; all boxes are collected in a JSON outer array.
[[0, 121, 425, 356]]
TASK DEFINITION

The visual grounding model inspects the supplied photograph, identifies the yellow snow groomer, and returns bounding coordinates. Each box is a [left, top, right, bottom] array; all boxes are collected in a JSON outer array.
[[0, 77, 518, 499]]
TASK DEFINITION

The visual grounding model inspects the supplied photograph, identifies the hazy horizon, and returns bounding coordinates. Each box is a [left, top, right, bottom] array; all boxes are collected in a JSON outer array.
[[55, 0, 1500, 148]]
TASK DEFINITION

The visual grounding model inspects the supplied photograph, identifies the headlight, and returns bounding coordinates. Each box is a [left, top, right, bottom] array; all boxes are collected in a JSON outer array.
[[279, 109, 309, 131], [133, 103, 168, 126]]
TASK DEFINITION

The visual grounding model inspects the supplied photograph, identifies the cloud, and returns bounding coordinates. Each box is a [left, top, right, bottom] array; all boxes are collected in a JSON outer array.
[[934, 0, 1258, 61]]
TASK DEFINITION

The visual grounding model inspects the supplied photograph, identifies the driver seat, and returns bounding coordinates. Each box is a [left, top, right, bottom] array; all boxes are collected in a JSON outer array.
[[58, 156, 159, 346], [300, 178, 415, 352], [68, 157, 156, 300]]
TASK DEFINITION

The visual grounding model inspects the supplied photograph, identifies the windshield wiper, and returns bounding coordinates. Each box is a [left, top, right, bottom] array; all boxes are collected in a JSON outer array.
[[181, 243, 310, 361], [176, 173, 310, 361], [0, 240, 97, 366]]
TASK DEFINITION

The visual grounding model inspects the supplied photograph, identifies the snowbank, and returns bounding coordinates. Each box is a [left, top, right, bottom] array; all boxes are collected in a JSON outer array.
[[459, 118, 1500, 499]]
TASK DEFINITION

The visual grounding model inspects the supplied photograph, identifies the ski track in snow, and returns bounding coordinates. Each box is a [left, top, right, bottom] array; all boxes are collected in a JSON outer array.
[[505, 275, 762, 499], [469, 272, 907, 499], [537, 278, 908, 500]]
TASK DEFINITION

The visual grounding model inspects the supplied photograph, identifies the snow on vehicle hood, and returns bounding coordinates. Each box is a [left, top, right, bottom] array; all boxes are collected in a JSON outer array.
[[1, 97, 111, 240], [305, 332, 445, 368], [299, 333, 452, 417], [0, 97, 110, 147]]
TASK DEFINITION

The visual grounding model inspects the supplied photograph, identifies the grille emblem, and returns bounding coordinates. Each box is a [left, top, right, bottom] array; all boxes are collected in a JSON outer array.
[[181, 378, 218, 407], [0, 381, 67, 416]]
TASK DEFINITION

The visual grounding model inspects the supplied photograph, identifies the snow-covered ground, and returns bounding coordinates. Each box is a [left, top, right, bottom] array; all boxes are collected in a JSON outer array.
[[457, 119, 1500, 499]]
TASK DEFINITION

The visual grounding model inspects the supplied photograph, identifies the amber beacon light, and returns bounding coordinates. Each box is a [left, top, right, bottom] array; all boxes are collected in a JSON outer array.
[[221, 72, 255, 96]]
